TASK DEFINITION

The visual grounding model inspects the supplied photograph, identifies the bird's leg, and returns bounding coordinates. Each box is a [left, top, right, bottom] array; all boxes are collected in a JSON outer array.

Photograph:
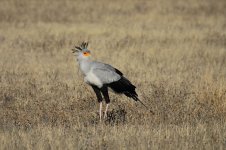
[[101, 86, 110, 119], [91, 86, 103, 121], [99, 102, 102, 121], [104, 103, 109, 119]]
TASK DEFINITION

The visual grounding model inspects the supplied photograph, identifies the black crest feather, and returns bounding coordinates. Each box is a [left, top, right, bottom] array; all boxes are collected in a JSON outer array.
[[81, 42, 89, 49], [72, 41, 89, 53]]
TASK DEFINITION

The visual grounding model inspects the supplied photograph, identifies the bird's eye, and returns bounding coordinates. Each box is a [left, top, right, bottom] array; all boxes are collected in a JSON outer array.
[[83, 52, 90, 56]]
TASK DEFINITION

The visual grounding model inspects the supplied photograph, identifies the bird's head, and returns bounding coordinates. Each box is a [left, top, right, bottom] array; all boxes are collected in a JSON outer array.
[[72, 42, 91, 60]]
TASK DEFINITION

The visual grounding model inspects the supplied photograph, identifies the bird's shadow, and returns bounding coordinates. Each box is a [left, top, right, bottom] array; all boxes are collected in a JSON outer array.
[[90, 105, 127, 125], [105, 105, 127, 125]]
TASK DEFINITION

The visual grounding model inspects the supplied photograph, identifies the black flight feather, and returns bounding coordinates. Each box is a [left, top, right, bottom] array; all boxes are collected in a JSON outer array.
[[108, 76, 154, 114]]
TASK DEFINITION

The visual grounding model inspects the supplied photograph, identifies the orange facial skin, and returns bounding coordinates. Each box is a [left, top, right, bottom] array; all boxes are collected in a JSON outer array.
[[83, 52, 90, 56]]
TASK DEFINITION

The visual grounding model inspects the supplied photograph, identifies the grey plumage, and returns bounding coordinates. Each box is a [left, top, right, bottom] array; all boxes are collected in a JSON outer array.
[[92, 62, 121, 84]]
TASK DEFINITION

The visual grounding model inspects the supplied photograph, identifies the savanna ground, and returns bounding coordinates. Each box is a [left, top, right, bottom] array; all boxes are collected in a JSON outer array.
[[0, 0, 226, 149]]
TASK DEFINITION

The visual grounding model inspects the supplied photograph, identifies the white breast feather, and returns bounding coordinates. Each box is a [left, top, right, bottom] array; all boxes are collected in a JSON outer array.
[[84, 71, 103, 88]]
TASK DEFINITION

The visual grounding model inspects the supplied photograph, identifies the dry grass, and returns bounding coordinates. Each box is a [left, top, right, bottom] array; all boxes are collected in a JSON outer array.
[[1, 0, 226, 149]]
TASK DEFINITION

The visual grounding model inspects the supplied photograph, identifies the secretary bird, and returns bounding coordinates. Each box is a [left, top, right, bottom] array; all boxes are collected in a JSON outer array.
[[72, 42, 151, 121]]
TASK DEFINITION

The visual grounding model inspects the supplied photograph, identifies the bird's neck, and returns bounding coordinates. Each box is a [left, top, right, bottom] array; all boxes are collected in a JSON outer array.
[[78, 58, 92, 75]]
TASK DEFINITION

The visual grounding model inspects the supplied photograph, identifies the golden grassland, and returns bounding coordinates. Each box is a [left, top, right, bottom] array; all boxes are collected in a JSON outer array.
[[0, 0, 226, 149]]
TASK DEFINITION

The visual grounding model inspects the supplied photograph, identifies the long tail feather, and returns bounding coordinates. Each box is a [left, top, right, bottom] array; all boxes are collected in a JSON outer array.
[[131, 94, 155, 114], [137, 98, 155, 115]]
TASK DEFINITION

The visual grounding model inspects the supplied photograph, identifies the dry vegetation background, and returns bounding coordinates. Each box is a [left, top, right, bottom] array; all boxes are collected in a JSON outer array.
[[0, 0, 226, 149]]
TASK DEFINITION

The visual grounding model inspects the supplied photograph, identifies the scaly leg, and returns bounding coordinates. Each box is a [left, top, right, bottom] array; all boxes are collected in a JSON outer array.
[[99, 102, 102, 121], [104, 104, 109, 119], [101, 86, 110, 119]]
